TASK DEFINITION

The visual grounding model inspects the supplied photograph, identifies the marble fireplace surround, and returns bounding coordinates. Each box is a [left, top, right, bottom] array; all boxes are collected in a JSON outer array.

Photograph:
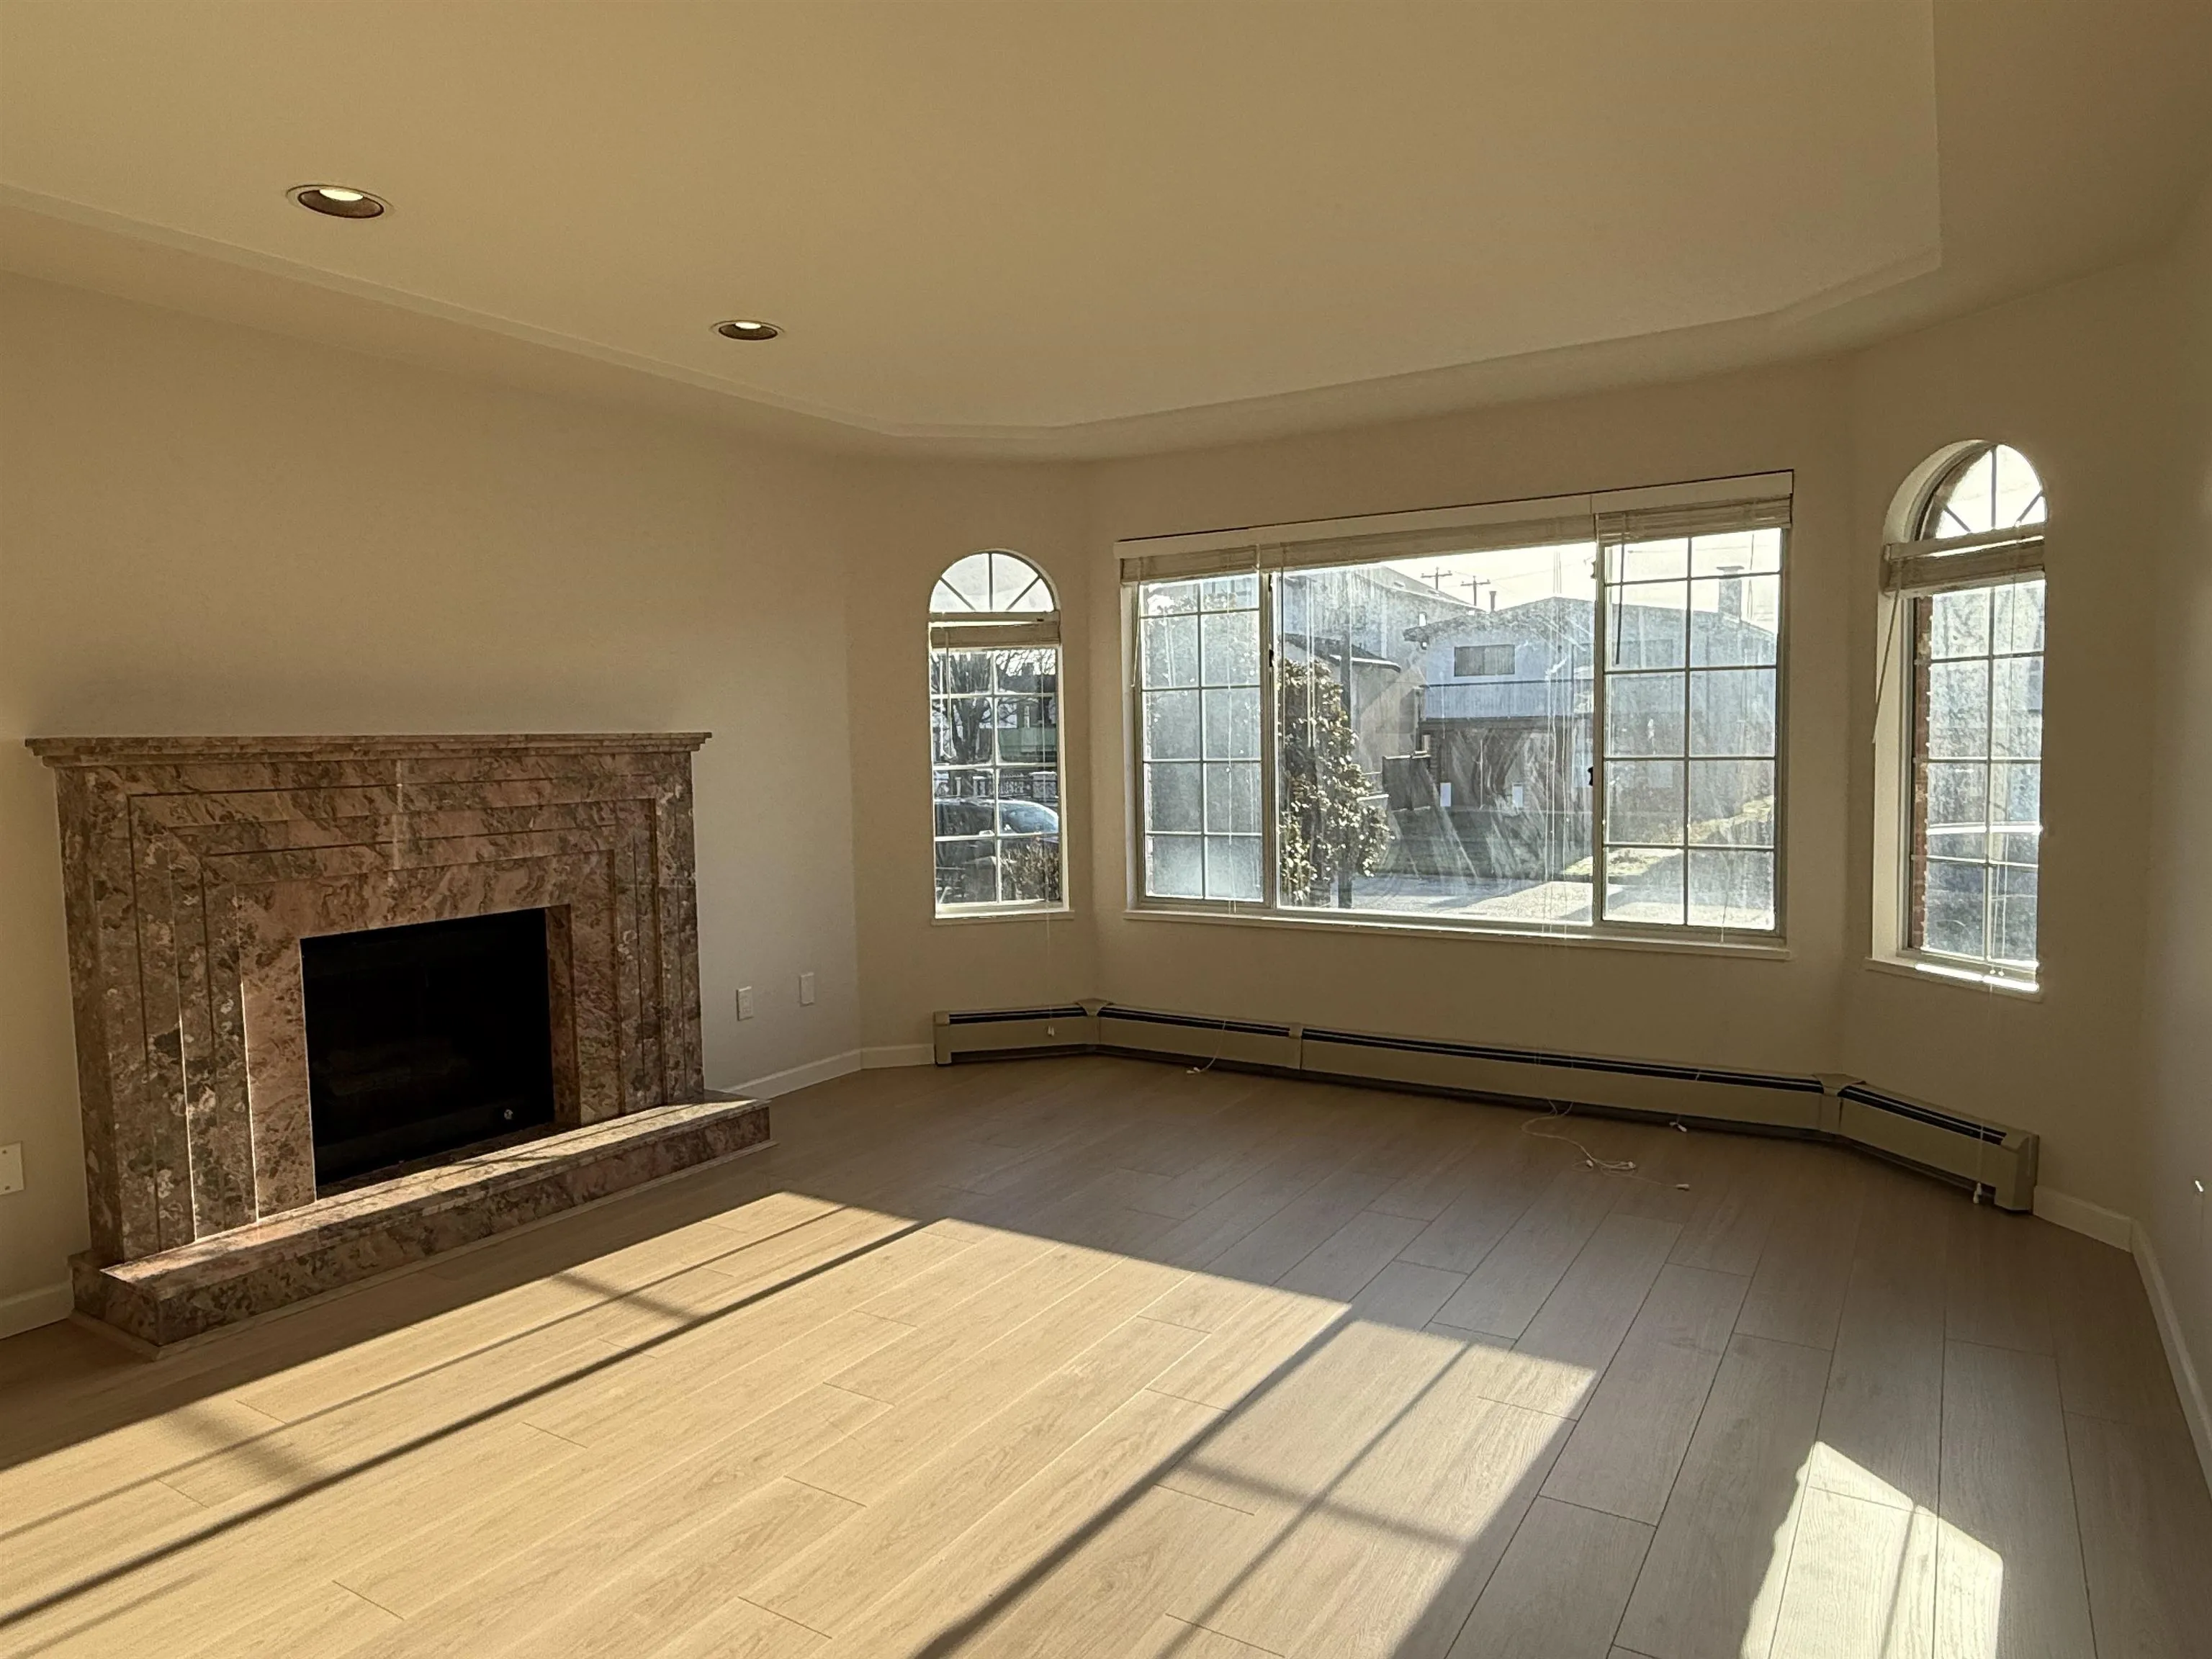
[[29, 733, 760, 1340]]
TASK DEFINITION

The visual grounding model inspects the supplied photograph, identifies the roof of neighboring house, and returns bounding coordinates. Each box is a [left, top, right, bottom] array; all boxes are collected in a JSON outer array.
[[1406, 594, 1775, 657], [1281, 637, 1400, 673], [1283, 562, 1481, 615]]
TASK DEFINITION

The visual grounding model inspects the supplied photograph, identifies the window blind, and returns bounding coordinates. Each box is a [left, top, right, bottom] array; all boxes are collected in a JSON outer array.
[[1259, 510, 1601, 573], [1115, 544, 1261, 585], [1118, 472, 1793, 583], [1595, 493, 1794, 546], [1881, 523, 2044, 595], [928, 616, 1061, 649]]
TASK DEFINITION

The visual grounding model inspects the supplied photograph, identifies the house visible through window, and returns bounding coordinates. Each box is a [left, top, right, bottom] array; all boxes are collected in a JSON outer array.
[[1453, 643, 1517, 678], [1121, 475, 1791, 938], [930, 552, 1064, 914], [1884, 443, 2046, 983]]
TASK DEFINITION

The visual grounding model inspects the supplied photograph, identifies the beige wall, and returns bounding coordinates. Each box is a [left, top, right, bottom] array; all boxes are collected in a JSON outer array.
[[1843, 260, 2175, 1213], [2145, 174, 2212, 1438], [1081, 363, 1856, 1078], [838, 457, 1097, 1052], [0, 275, 864, 1312]]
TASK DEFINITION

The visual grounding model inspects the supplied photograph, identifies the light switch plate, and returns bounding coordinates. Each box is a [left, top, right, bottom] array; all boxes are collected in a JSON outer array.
[[737, 986, 755, 1020], [799, 972, 817, 1007], [0, 1143, 22, 1197]]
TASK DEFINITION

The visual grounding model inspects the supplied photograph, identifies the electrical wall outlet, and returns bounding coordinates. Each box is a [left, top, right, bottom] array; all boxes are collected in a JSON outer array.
[[799, 972, 817, 1007], [0, 1143, 22, 1197], [737, 986, 755, 1021]]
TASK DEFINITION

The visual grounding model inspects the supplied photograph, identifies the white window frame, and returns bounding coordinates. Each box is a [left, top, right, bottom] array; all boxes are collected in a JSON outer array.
[[1118, 472, 1792, 948], [1872, 444, 2046, 992], [929, 552, 1068, 920]]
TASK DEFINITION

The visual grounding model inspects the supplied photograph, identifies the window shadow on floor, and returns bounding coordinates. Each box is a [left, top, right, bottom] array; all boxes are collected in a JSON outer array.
[[2, 1053, 2185, 1654]]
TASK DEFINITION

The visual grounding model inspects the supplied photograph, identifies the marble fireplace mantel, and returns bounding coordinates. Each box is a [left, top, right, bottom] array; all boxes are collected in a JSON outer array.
[[29, 732, 758, 1342]]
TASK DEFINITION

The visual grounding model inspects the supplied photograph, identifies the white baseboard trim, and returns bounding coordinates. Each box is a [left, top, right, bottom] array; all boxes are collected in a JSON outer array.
[[862, 1043, 935, 1069], [2019, 1187, 2209, 1491], [0, 1279, 73, 1340], [729, 1043, 932, 1100], [2133, 1223, 2212, 1493], [2031, 1185, 2135, 1250], [734, 1049, 863, 1099]]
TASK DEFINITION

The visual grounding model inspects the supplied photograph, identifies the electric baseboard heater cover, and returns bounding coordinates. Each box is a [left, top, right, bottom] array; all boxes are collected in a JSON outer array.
[[932, 1001, 2038, 1211]]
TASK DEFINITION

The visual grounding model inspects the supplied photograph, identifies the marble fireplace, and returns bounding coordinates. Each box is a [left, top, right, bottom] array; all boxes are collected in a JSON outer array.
[[29, 734, 770, 1346]]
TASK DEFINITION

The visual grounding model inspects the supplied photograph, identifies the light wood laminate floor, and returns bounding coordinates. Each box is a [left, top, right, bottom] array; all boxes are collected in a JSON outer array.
[[3, 1056, 2208, 1658]]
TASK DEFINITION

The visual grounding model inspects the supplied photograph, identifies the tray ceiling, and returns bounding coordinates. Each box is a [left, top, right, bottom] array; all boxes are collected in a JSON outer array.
[[2, 2, 2207, 454]]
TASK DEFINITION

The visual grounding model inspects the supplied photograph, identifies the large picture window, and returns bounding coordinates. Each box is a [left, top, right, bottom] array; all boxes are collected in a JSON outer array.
[[1122, 476, 1790, 940], [930, 551, 1064, 914], [1883, 444, 2046, 984]]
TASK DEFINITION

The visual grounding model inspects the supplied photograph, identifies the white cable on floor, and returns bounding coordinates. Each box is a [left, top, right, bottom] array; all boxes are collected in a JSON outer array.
[[1521, 1099, 1691, 1189]]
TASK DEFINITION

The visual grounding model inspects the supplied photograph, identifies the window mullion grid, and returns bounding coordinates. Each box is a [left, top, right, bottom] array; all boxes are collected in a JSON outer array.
[[1990, 626, 2041, 971], [1592, 559, 1611, 924], [1599, 542, 1778, 934], [1196, 615, 1216, 899], [1907, 588, 2036, 973], [1907, 596, 1932, 953], [1598, 557, 1696, 930], [1128, 592, 1150, 906], [986, 659, 1005, 904], [1679, 615, 1694, 927], [1259, 572, 1280, 914], [1197, 608, 1218, 899], [1979, 649, 1997, 964], [934, 641, 1062, 914], [1132, 578, 1262, 908]]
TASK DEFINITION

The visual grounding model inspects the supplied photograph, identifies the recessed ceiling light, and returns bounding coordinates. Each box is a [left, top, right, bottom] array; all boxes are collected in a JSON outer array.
[[291, 184, 387, 219], [714, 319, 781, 341]]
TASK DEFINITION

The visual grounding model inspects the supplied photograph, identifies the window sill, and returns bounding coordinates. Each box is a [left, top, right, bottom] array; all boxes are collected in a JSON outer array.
[[932, 904, 1073, 927], [1119, 904, 1790, 960], [1863, 953, 2041, 999]]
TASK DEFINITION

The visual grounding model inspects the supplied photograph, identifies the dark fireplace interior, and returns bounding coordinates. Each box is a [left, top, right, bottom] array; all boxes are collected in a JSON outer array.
[[303, 908, 559, 1190]]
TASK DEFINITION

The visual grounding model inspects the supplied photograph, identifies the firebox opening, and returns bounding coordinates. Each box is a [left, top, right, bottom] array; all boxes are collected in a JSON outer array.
[[303, 907, 558, 1191]]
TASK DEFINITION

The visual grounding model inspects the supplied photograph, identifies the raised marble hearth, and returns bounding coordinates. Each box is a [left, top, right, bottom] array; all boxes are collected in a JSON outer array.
[[73, 1095, 770, 1347], [30, 732, 757, 1344]]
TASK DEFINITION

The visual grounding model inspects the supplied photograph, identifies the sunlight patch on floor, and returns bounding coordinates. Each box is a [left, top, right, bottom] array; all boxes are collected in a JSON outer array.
[[1755, 1443, 1999, 1659], [1132, 1305, 1590, 1658]]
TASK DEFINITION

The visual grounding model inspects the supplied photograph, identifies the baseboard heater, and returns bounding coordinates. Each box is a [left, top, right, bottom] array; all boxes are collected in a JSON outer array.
[[932, 999, 2037, 1210]]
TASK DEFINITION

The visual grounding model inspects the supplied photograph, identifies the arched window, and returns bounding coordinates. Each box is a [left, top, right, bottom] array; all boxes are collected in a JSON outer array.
[[928, 552, 1064, 913], [1880, 442, 2046, 984], [1920, 442, 2046, 541], [931, 550, 1056, 616]]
